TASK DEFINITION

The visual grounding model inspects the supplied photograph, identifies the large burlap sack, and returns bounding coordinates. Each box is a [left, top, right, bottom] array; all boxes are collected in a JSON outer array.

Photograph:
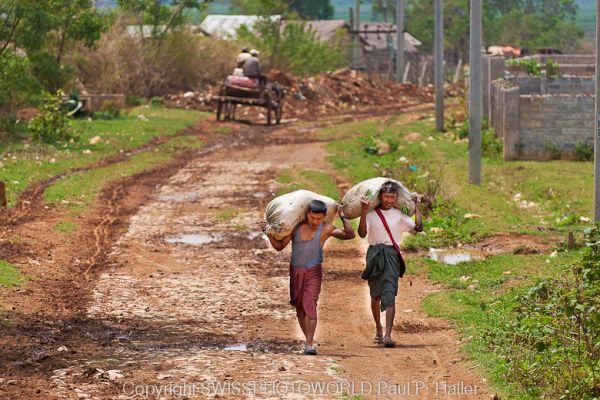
[[341, 177, 416, 219], [264, 190, 338, 240]]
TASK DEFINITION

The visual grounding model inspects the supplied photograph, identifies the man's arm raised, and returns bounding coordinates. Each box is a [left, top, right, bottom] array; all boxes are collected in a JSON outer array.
[[357, 195, 370, 238], [328, 208, 355, 240]]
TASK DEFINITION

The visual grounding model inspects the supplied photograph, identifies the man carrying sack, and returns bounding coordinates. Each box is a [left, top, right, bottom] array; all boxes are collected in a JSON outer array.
[[358, 180, 423, 348], [264, 199, 355, 355]]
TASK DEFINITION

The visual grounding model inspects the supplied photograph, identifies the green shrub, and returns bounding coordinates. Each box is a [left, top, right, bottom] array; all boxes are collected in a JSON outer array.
[[574, 141, 594, 161], [543, 140, 561, 160], [93, 100, 121, 120], [125, 95, 146, 107], [28, 90, 76, 143], [149, 97, 164, 107], [482, 127, 503, 159], [0, 53, 43, 139], [546, 59, 560, 78], [487, 225, 600, 398], [507, 59, 541, 76]]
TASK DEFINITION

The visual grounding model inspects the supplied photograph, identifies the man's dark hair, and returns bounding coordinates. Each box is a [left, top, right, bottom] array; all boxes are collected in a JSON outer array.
[[241, 47, 249, 53], [380, 180, 400, 196], [307, 199, 328, 215]]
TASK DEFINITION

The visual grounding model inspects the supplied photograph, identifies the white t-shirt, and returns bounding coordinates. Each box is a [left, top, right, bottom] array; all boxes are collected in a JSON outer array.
[[366, 208, 415, 246]]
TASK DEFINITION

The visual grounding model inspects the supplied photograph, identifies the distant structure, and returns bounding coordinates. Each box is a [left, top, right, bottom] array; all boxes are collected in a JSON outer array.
[[199, 15, 281, 39], [486, 53, 594, 160]]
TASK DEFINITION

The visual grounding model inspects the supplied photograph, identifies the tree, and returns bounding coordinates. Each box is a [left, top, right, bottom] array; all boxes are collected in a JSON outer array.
[[230, 0, 334, 20], [370, 0, 584, 61], [0, 0, 106, 91], [289, 0, 333, 19], [237, 20, 346, 76], [117, 0, 212, 43]]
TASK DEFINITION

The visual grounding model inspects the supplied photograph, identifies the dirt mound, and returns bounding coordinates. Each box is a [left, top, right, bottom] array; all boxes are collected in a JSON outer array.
[[164, 69, 461, 119]]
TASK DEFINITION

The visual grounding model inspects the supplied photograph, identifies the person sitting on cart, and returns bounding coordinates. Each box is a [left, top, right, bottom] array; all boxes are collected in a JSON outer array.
[[237, 47, 251, 68], [232, 47, 251, 76], [243, 49, 267, 86]]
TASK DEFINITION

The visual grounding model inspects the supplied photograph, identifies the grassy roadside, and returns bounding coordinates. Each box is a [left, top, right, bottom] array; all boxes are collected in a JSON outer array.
[[0, 260, 28, 288], [44, 135, 205, 211], [302, 106, 595, 398], [0, 106, 206, 207]]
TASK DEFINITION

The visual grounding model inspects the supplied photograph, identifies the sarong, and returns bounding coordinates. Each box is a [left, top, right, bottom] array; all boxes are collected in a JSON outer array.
[[361, 244, 403, 312], [289, 264, 323, 320]]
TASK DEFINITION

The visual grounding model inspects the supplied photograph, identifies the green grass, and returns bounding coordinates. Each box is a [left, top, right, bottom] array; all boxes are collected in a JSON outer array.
[[44, 135, 204, 211], [0, 260, 26, 288], [414, 249, 582, 399], [53, 221, 78, 233], [215, 207, 244, 222], [0, 107, 205, 207]]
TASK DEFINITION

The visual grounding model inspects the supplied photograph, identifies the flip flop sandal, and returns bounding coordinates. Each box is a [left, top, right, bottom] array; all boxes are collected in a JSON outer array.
[[304, 345, 318, 355], [373, 335, 384, 344], [383, 337, 396, 348]]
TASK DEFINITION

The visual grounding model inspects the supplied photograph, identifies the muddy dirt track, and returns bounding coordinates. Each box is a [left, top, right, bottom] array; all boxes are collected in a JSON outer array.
[[0, 105, 524, 399]]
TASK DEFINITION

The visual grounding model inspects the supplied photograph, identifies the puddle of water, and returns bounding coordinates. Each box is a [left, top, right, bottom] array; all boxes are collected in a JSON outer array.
[[247, 231, 268, 241], [428, 248, 486, 265], [165, 233, 223, 245], [223, 343, 248, 351]]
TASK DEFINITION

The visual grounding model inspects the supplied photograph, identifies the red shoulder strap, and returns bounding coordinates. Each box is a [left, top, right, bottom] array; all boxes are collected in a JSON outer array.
[[374, 207, 401, 256]]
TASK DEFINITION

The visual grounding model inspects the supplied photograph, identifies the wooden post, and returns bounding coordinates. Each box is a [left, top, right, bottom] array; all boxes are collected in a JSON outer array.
[[0, 181, 6, 208]]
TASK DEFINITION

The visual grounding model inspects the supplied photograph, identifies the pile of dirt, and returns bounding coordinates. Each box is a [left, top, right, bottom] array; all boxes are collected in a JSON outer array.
[[164, 69, 461, 119]]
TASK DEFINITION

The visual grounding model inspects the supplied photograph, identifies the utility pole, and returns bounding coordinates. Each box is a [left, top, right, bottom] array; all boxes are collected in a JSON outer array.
[[354, 0, 361, 70], [434, 0, 444, 131], [396, 0, 404, 82], [468, 0, 482, 185], [595, 0, 600, 221]]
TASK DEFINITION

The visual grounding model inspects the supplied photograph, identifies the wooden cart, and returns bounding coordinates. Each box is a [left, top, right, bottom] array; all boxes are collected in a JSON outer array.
[[215, 81, 283, 126]]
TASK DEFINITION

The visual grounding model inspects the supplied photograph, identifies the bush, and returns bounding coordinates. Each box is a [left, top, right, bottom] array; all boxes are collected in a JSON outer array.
[[0, 53, 43, 139], [543, 140, 561, 160], [28, 90, 76, 143], [507, 59, 541, 76], [93, 100, 121, 120], [450, 119, 502, 158], [482, 128, 503, 159], [575, 141, 594, 161], [125, 95, 146, 107], [487, 225, 600, 398], [149, 97, 164, 107], [73, 16, 239, 97], [546, 59, 560, 78], [237, 20, 347, 76]]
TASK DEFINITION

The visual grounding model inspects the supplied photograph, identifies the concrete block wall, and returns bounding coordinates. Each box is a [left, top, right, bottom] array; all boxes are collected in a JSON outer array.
[[482, 55, 505, 120], [507, 76, 595, 95], [518, 95, 594, 160]]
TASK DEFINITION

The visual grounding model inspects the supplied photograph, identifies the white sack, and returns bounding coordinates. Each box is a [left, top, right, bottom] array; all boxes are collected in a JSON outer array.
[[264, 190, 338, 240], [341, 177, 416, 219]]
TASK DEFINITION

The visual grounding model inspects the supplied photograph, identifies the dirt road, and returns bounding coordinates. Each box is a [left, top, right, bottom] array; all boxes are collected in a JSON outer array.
[[0, 109, 493, 399]]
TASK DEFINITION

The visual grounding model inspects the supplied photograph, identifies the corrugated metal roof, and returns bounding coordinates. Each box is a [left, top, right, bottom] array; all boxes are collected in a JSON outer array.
[[358, 23, 421, 53], [302, 20, 349, 42], [200, 15, 281, 39]]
